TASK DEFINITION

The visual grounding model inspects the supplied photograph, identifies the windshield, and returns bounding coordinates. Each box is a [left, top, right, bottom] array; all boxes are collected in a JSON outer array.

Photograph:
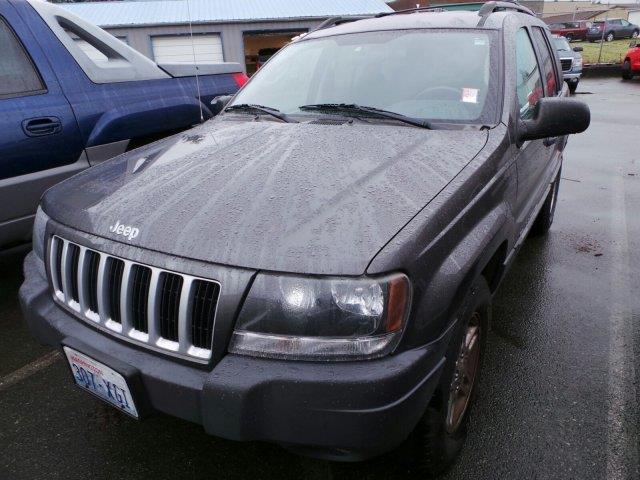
[[554, 38, 572, 52], [230, 29, 499, 125]]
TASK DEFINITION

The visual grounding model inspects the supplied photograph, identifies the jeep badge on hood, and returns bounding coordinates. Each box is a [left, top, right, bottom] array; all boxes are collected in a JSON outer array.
[[109, 221, 139, 241]]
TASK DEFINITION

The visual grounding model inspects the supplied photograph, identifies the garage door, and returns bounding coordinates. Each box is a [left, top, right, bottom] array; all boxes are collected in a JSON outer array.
[[151, 35, 223, 64]]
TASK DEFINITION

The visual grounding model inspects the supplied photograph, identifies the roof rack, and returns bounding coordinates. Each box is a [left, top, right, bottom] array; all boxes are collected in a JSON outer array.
[[478, 1, 535, 18], [309, 15, 373, 34], [310, 1, 535, 34]]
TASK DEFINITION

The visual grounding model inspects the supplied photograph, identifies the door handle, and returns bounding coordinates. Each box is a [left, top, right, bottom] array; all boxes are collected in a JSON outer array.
[[22, 117, 62, 137]]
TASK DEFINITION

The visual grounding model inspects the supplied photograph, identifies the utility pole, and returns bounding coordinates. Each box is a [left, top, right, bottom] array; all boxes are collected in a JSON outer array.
[[597, 11, 608, 65]]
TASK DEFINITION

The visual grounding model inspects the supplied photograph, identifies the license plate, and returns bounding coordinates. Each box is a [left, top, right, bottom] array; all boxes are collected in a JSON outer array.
[[63, 347, 139, 418]]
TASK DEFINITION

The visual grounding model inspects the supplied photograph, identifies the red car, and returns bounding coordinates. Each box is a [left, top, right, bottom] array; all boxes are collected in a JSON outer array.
[[622, 42, 640, 79], [548, 21, 591, 42]]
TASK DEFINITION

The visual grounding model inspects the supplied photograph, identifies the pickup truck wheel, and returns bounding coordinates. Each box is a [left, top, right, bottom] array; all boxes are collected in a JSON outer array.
[[400, 277, 490, 476], [530, 170, 561, 237], [622, 60, 633, 80], [565, 34, 573, 42]]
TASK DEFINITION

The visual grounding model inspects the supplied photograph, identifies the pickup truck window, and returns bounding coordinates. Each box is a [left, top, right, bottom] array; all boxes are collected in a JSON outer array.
[[532, 27, 558, 96], [0, 17, 44, 98], [515, 28, 543, 120]]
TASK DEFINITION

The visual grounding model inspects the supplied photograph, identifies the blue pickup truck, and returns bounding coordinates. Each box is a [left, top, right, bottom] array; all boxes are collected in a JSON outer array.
[[0, 0, 245, 253]]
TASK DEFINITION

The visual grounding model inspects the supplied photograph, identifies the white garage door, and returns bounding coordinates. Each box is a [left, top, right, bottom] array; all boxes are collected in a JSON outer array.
[[151, 35, 223, 64]]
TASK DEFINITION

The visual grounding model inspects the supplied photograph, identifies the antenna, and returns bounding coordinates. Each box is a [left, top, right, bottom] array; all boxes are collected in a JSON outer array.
[[186, 0, 204, 122]]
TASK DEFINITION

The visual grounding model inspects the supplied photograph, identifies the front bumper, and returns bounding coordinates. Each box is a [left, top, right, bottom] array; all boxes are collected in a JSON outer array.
[[19, 252, 446, 459], [563, 71, 582, 82], [586, 32, 605, 41]]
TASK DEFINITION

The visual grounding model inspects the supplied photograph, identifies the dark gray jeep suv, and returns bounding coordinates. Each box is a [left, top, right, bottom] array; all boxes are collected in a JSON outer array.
[[20, 2, 590, 473]]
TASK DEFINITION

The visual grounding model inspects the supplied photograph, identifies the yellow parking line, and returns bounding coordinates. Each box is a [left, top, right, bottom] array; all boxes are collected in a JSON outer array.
[[0, 351, 61, 393]]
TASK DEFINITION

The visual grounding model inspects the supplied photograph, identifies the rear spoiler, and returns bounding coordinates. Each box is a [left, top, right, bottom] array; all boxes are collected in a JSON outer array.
[[159, 62, 243, 78]]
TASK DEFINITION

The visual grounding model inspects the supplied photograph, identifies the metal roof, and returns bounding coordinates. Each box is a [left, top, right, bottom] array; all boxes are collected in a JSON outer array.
[[57, 0, 394, 28]]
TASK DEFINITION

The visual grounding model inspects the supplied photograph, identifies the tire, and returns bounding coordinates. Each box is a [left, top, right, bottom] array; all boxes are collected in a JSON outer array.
[[530, 169, 561, 237], [622, 60, 633, 80], [568, 81, 578, 94], [606, 32, 614, 42], [399, 277, 490, 476], [589, 39, 595, 43], [632, 30, 639, 39], [565, 34, 573, 42]]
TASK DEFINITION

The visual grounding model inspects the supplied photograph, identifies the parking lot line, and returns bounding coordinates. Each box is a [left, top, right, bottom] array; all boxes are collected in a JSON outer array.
[[605, 168, 639, 480], [0, 351, 60, 393]]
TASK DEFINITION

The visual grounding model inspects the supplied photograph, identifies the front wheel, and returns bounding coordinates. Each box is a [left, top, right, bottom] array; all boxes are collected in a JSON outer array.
[[530, 170, 561, 237], [568, 81, 578, 94], [400, 277, 490, 476], [632, 30, 639, 39], [606, 32, 615, 42], [565, 34, 573, 42], [622, 60, 633, 80]]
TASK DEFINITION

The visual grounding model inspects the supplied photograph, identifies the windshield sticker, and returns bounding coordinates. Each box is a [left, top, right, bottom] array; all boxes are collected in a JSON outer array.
[[462, 88, 479, 104]]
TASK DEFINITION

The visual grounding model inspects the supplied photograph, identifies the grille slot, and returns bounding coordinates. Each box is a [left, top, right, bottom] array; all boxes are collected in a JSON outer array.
[[86, 250, 101, 313], [68, 244, 81, 303], [106, 257, 125, 324], [130, 265, 152, 333], [48, 235, 220, 361], [53, 237, 64, 296], [560, 58, 572, 72], [191, 280, 220, 349], [159, 272, 183, 341]]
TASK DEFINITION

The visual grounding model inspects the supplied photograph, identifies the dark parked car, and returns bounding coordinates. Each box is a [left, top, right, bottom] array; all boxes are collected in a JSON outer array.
[[0, 0, 246, 254], [20, 2, 590, 474], [587, 18, 640, 42], [553, 35, 583, 93], [548, 20, 591, 42]]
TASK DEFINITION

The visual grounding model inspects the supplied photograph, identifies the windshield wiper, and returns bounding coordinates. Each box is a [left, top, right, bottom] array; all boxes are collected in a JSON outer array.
[[225, 103, 297, 123], [298, 103, 432, 129]]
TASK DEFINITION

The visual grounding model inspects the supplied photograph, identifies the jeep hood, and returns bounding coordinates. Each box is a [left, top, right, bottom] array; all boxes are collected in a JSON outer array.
[[43, 118, 488, 275]]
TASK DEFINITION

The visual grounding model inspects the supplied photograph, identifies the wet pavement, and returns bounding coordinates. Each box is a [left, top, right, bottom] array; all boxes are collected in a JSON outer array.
[[1, 77, 638, 479]]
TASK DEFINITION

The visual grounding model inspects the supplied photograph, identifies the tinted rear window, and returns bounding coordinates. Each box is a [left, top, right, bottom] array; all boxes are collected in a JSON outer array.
[[0, 17, 44, 98]]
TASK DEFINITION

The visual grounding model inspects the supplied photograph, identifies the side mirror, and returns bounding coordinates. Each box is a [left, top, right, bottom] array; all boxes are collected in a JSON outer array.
[[211, 95, 232, 116], [573, 46, 583, 52], [518, 97, 590, 143]]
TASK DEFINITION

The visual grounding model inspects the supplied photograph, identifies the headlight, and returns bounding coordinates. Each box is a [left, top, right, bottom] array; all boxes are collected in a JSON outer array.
[[229, 272, 411, 361], [573, 57, 583, 69], [32, 206, 49, 260]]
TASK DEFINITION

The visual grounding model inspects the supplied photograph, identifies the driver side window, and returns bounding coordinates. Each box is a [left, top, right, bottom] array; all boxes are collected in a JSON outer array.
[[515, 28, 543, 120]]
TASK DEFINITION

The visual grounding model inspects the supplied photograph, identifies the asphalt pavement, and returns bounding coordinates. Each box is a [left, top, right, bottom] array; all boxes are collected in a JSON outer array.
[[0, 77, 638, 480]]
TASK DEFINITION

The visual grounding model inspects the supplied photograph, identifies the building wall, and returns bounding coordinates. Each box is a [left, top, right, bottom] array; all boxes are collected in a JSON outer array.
[[541, 1, 602, 15], [103, 19, 322, 70], [592, 7, 631, 21]]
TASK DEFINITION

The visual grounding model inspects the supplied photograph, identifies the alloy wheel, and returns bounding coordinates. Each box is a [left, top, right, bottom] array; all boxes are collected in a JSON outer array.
[[445, 312, 482, 434]]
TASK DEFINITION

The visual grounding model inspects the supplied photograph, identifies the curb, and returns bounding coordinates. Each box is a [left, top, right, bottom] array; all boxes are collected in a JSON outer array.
[[582, 63, 622, 76]]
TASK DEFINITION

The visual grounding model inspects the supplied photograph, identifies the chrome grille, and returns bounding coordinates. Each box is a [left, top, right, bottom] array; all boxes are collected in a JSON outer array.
[[560, 58, 573, 72], [48, 235, 221, 361]]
